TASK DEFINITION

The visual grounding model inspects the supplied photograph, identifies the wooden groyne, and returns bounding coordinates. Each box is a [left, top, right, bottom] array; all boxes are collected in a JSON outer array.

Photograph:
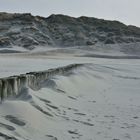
[[0, 64, 83, 102]]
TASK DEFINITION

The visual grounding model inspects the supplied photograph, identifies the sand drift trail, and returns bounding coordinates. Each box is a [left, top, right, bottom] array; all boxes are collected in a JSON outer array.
[[0, 58, 140, 140]]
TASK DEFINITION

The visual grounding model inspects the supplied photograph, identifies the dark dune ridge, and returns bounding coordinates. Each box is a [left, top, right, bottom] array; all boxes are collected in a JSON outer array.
[[0, 12, 140, 54]]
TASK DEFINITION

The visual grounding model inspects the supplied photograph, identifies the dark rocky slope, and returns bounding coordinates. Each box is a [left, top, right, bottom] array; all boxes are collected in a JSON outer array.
[[0, 12, 140, 53]]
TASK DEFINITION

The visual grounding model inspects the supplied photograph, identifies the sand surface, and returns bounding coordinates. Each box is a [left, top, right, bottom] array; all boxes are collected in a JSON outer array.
[[0, 54, 140, 140]]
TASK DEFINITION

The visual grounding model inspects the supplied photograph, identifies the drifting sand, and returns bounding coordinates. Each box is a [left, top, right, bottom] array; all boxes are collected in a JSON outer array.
[[0, 54, 140, 140]]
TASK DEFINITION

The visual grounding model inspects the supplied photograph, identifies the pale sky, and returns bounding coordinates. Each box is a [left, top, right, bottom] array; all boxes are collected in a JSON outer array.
[[0, 0, 139, 27]]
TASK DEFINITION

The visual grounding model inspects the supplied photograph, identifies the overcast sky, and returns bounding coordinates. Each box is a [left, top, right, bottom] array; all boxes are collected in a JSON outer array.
[[0, 0, 139, 27]]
